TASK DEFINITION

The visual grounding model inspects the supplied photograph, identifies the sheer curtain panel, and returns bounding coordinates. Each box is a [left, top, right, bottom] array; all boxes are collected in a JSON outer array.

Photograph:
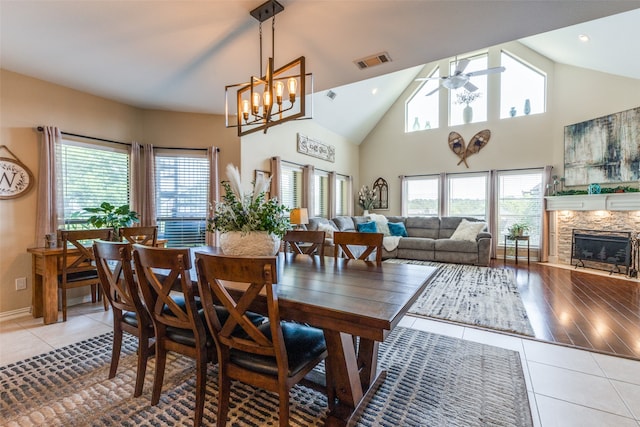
[[130, 141, 156, 226]]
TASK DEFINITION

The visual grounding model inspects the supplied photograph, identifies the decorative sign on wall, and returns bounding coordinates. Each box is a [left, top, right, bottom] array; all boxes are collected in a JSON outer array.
[[447, 129, 491, 168], [0, 145, 34, 200], [564, 106, 640, 186], [297, 133, 335, 163]]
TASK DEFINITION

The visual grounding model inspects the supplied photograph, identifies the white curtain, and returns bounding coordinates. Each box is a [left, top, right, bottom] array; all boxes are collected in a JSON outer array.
[[540, 165, 554, 262], [35, 126, 63, 246], [206, 147, 220, 246], [130, 141, 156, 226], [302, 164, 315, 216], [488, 169, 498, 259]]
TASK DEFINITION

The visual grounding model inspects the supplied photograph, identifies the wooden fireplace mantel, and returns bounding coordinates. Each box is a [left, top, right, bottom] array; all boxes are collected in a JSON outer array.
[[545, 192, 640, 211]]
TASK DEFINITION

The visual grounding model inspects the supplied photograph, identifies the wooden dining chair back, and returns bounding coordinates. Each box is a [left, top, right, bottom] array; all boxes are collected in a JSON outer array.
[[282, 230, 325, 257], [93, 240, 154, 397], [333, 231, 384, 266], [132, 245, 214, 427], [119, 226, 158, 246], [58, 228, 113, 321], [195, 253, 328, 427]]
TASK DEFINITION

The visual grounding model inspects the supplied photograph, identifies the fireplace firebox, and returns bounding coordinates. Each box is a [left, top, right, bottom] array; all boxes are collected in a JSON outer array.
[[571, 229, 632, 275]]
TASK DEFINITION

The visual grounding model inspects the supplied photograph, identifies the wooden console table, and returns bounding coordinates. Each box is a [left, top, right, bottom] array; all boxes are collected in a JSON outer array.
[[504, 235, 530, 265], [27, 238, 167, 324]]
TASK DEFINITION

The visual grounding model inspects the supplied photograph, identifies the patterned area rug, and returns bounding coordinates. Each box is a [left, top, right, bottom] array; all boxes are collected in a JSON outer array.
[[385, 259, 535, 336], [0, 328, 532, 427]]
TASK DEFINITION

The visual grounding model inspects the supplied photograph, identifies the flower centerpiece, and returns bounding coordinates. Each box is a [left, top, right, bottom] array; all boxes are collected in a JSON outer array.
[[455, 90, 482, 106], [358, 185, 376, 214], [207, 164, 289, 256]]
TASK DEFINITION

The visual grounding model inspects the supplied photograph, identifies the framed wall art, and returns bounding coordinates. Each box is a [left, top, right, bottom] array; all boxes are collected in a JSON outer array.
[[564, 106, 640, 186]]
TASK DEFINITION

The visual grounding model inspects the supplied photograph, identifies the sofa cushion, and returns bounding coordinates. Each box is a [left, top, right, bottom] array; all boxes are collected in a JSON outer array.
[[307, 217, 335, 231], [317, 222, 336, 238], [332, 216, 356, 232], [405, 217, 440, 239], [398, 237, 436, 251], [450, 219, 486, 242], [357, 221, 378, 233], [435, 238, 478, 253], [368, 213, 390, 236], [439, 217, 485, 239], [388, 221, 408, 237]]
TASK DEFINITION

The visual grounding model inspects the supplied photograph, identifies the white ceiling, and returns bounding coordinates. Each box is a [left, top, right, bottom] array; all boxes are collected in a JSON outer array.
[[1, 1, 639, 143]]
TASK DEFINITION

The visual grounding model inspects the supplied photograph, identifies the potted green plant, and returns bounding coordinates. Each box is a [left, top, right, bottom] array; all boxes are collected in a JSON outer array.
[[82, 202, 139, 233], [507, 222, 530, 238], [207, 164, 289, 255]]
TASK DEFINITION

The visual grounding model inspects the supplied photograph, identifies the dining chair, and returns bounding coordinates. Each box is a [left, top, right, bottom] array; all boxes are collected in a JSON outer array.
[[195, 253, 328, 427], [93, 240, 154, 397], [119, 225, 158, 246], [58, 228, 113, 321], [282, 230, 325, 257], [132, 244, 214, 427], [333, 231, 384, 266]]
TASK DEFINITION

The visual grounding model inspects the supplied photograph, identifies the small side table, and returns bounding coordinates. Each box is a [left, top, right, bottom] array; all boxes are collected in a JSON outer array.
[[504, 235, 530, 265]]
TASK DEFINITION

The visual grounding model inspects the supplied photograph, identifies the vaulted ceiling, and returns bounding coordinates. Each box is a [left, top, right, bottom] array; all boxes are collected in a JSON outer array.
[[2, 1, 638, 143]]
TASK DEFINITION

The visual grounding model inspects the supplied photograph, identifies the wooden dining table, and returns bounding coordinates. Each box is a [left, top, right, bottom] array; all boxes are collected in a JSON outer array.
[[192, 248, 438, 427]]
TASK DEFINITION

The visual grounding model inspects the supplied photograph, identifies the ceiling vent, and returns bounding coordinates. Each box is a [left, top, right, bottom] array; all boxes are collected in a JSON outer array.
[[326, 90, 337, 100], [354, 52, 392, 70]]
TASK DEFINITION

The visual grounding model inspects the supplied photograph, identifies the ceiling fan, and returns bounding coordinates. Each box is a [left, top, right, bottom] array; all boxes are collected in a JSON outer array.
[[417, 58, 505, 96]]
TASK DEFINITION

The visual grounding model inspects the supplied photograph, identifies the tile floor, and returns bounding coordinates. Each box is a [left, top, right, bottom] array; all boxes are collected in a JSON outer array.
[[1, 304, 639, 427]]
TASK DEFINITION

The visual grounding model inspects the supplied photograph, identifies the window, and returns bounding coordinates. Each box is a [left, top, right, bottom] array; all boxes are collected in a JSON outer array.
[[314, 170, 329, 218], [280, 163, 303, 210], [155, 151, 209, 247], [500, 51, 546, 119], [446, 174, 487, 219], [59, 139, 130, 228], [335, 174, 350, 216], [497, 170, 543, 247], [406, 67, 440, 132], [449, 54, 488, 126], [405, 176, 439, 216]]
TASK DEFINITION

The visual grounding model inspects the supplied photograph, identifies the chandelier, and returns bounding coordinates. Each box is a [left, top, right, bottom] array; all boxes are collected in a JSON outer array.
[[225, 0, 313, 137]]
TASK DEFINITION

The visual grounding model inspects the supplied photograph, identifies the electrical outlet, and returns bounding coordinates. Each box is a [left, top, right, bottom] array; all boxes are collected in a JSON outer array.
[[15, 277, 27, 291]]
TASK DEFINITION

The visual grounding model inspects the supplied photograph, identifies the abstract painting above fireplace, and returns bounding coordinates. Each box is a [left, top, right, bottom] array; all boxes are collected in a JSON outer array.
[[564, 106, 640, 186]]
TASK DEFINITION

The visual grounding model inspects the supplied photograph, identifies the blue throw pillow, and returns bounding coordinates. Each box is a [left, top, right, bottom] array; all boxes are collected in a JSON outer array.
[[388, 222, 408, 237], [357, 221, 378, 233]]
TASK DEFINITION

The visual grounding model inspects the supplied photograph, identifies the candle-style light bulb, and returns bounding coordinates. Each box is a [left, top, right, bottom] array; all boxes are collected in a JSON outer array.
[[287, 77, 297, 103], [275, 81, 284, 106], [263, 90, 272, 108], [252, 92, 260, 115], [242, 99, 250, 122]]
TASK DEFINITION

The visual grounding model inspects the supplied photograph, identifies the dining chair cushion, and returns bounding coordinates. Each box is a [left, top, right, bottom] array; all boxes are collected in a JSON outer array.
[[122, 311, 140, 328], [58, 270, 99, 282], [230, 321, 326, 377]]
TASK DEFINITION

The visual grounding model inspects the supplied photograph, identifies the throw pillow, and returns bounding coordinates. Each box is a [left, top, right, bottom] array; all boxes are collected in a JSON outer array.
[[388, 221, 408, 237], [368, 213, 390, 236], [317, 223, 335, 239], [450, 219, 486, 242], [357, 221, 378, 233]]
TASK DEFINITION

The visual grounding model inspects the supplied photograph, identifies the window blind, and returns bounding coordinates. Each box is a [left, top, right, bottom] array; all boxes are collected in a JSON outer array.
[[59, 140, 130, 228], [335, 175, 350, 216], [155, 153, 209, 247], [314, 171, 329, 218], [280, 164, 303, 210]]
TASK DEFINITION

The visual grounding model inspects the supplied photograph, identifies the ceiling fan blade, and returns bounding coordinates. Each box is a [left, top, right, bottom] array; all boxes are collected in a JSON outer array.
[[463, 81, 479, 92], [424, 86, 441, 96], [466, 66, 506, 77], [415, 76, 443, 81], [454, 58, 470, 75]]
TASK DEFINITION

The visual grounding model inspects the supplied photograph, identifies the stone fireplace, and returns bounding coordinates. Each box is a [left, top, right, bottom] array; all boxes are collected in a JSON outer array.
[[546, 193, 640, 267]]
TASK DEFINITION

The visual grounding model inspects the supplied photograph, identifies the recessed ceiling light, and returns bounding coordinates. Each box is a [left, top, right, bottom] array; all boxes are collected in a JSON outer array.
[[578, 34, 590, 42], [371, 88, 378, 95]]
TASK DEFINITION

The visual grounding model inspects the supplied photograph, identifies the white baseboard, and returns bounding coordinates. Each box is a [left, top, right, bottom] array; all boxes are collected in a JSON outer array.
[[0, 307, 32, 322]]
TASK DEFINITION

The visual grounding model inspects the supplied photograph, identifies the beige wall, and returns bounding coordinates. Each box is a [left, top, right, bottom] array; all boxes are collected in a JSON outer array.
[[359, 41, 640, 216], [0, 70, 242, 315], [240, 119, 359, 190]]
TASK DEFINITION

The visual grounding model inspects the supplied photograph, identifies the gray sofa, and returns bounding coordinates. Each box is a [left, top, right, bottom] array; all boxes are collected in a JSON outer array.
[[306, 215, 491, 267]]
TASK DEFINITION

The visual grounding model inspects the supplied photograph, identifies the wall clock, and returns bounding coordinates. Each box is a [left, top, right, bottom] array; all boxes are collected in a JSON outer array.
[[0, 145, 34, 200]]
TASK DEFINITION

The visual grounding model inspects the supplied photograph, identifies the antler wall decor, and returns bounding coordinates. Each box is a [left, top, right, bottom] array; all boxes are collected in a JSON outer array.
[[447, 129, 491, 168]]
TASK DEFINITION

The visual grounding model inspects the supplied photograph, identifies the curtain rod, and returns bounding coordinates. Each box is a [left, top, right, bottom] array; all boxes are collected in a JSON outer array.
[[36, 126, 216, 152], [400, 166, 544, 179]]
